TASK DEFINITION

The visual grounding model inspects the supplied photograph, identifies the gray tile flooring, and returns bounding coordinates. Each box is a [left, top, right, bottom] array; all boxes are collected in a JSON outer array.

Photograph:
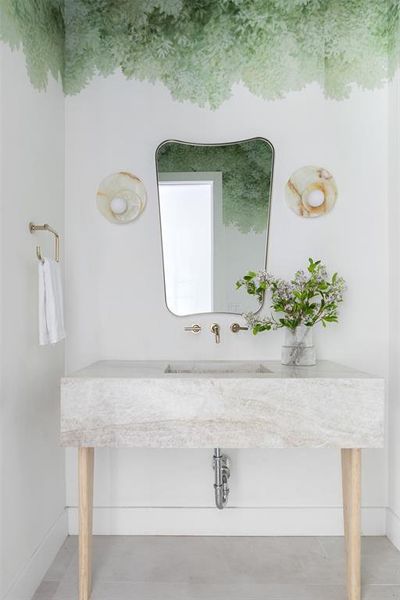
[[32, 536, 400, 599]]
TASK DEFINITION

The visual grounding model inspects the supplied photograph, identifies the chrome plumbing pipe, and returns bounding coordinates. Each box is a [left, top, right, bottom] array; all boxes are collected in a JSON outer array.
[[213, 448, 230, 510]]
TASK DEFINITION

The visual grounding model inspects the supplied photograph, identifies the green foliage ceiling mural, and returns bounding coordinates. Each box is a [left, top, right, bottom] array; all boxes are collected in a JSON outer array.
[[1, 1, 399, 106], [0, 0, 64, 89]]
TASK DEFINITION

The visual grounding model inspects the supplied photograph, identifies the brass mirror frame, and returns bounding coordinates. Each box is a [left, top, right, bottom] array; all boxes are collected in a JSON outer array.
[[155, 137, 275, 317]]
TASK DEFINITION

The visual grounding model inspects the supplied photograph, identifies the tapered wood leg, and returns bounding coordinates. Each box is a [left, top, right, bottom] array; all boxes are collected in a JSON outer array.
[[79, 448, 94, 600], [341, 449, 361, 600]]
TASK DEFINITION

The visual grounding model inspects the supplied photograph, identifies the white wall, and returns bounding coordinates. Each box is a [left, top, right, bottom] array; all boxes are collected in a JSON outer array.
[[65, 74, 388, 535], [387, 67, 400, 547], [0, 46, 66, 599]]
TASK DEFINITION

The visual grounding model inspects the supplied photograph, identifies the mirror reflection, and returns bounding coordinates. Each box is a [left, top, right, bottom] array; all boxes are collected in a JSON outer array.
[[156, 138, 274, 316]]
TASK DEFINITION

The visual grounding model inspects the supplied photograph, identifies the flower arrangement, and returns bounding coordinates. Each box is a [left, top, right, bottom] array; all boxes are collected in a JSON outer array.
[[236, 258, 346, 335]]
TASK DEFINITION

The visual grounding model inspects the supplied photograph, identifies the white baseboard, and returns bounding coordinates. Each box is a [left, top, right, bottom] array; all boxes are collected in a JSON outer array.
[[386, 508, 400, 549], [67, 506, 385, 536], [3, 510, 68, 600]]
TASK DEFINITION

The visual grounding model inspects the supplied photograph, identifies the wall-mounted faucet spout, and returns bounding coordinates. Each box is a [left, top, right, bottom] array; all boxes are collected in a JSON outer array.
[[211, 323, 220, 344], [213, 448, 230, 509]]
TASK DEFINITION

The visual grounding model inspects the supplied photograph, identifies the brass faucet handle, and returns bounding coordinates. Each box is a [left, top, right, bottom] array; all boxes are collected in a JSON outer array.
[[211, 323, 221, 344], [230, 323, 249, 333], [184, 324, 201, 334]]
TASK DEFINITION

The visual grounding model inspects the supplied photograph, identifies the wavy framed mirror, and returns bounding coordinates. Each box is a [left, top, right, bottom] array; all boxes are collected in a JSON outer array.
[[156, 138, 274, 316]]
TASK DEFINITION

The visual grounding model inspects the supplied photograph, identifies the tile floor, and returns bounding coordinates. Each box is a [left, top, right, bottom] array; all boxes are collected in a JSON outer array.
[[32, 536, 400, 599]]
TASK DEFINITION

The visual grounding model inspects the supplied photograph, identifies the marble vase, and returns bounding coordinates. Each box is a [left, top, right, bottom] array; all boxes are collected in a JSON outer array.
[[281, 325, 316, 366]]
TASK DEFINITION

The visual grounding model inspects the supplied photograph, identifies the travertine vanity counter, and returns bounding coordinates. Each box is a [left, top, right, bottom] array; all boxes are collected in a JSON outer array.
[[62, 360, 384, 600], [61, 360, 384, 449]]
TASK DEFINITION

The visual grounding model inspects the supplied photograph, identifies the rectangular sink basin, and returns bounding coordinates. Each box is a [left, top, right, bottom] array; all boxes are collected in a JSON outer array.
[[164, 361, 272, 374]]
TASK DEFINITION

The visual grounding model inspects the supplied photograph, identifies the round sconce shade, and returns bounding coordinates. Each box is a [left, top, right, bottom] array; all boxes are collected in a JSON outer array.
[[96, 171, 146, 224], [285, 166, 337, 218]]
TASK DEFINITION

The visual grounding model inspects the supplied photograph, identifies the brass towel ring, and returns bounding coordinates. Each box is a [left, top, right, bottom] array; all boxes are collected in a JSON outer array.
[[29, 222, 60, 262]]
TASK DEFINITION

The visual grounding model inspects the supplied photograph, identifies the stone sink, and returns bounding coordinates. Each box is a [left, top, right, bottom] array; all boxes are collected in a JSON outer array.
[[60, 360, 384, 449]]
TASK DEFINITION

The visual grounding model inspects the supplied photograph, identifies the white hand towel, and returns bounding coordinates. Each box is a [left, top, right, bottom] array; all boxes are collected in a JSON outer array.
[[38, 258, 66, 345]]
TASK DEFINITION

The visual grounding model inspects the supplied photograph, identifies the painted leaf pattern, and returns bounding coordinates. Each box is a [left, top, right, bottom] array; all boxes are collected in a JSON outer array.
[[0, 1, 399, 106]]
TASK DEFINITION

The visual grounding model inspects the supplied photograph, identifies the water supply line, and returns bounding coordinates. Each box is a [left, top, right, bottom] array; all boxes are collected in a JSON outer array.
[[213, 448, 231, 509]]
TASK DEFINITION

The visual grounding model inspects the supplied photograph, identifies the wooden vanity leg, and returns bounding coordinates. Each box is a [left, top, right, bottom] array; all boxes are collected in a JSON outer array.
[[79, 447, 94, 600], [341, 449, 361, 600]]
